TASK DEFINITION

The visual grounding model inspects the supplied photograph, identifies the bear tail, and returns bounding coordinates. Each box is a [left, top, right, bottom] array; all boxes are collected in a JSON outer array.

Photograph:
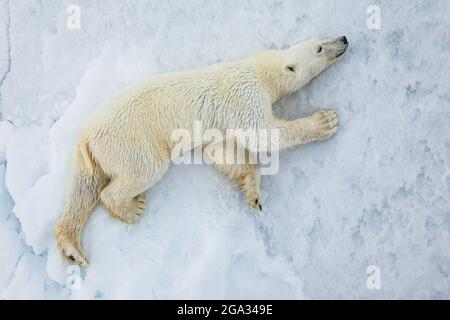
[[55, 140, 107, 267]]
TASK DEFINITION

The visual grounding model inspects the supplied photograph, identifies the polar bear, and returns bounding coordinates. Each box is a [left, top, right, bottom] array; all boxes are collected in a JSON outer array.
[[55, 36, 348, 266]]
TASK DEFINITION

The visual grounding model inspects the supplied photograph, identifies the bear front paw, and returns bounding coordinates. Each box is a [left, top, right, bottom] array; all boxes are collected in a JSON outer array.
[[308, 109, 339, 140]]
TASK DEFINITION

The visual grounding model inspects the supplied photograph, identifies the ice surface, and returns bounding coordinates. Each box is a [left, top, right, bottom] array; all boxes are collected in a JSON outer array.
[[0, 0, 449, 299]]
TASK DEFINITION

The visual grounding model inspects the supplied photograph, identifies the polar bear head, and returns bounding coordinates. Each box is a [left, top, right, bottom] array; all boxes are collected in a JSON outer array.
[[253, 36, 348, 100], [251, 36, 348, 101], [282, 36, 348, 90]]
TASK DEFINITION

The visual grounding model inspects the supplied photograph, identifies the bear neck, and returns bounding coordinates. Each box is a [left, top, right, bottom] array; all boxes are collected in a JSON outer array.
[[250, 52, 295, 103]]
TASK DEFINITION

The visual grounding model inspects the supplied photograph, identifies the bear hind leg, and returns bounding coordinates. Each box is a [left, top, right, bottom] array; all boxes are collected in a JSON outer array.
[[100, 160, 170, 224], [100, 180, 148, 224]]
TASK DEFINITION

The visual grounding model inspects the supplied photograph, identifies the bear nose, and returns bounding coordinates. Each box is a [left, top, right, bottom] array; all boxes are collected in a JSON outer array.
[[340, 36, 348, 45]]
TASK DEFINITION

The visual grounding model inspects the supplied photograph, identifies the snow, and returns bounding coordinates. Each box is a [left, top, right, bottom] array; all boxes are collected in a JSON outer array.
[[0, 0, 449, 299]]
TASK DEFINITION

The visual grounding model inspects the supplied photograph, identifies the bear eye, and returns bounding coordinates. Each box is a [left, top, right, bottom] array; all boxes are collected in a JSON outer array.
[[317, 46, 323, 53], [286, 65, 295, 72]]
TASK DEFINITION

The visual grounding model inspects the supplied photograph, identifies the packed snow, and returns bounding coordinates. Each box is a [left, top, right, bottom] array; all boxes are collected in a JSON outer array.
[[0, 0, 449, 299]]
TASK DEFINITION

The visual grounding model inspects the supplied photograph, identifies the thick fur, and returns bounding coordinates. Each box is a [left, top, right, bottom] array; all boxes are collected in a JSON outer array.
[[55, 36, 348, 266]]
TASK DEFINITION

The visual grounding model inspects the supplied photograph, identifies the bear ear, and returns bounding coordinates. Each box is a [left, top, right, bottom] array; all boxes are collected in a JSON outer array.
[[283, 64, 296, 74]]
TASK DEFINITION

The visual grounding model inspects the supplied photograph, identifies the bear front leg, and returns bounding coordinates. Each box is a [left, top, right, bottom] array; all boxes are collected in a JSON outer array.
[[271, 109, 339, 150], [215, 162, 262, 212], [205, 140, 263, 212]]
